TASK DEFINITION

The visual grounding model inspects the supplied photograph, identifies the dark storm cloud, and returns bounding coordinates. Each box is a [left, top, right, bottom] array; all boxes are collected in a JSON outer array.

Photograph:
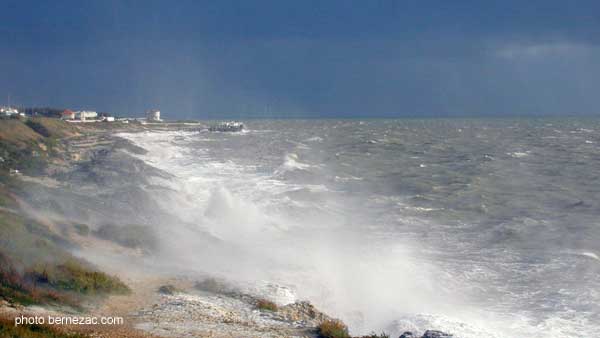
[[1, 0, 600, 117]]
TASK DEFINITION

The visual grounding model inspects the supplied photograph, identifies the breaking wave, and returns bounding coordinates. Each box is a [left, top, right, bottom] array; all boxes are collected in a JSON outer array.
[[118, 118, 600, 338]]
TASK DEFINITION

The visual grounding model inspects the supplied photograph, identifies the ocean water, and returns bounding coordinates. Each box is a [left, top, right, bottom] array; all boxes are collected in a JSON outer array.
[[119, 118, 600, 338]]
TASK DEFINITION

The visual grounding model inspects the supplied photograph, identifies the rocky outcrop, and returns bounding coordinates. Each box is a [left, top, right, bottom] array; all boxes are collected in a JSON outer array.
[[277, 301, 334, 327], [400, 330, 453, 338]]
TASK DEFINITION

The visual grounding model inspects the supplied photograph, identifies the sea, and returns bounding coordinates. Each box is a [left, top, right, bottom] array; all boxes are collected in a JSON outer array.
[[119, 118, 600, 338]]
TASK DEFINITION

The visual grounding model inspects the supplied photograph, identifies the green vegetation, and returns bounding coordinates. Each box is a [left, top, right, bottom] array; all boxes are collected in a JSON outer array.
[[26, 260, 130, 295], [256, 299, 278, 312], [0, 120, 42, 147], [0, 210, 129, 306], [24, 118, 78, 139], [0, 118, 132, 310], [25, 119, 53, 138], [317, 320, 350, 338], [0, 210, 72, 267], [0, 316, 89, 338], [0, 251, 69, 306], [0, 118, 78, 176]]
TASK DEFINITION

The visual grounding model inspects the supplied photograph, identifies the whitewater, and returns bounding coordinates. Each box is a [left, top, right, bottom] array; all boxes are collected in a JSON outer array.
[[119, 118, 600, 338]]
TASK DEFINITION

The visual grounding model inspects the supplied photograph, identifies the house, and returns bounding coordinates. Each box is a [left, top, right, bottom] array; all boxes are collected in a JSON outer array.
[[62, 109, 75, 120], [0, 106, 19, 117], [75, 111, 98, 121], [146, 109, 161, 122]]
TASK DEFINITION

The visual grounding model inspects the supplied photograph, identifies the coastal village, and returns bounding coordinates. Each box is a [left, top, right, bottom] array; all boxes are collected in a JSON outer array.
[[1, 104, 163, 124]]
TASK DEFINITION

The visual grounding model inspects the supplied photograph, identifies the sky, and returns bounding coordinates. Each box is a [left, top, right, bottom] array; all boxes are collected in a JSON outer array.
[[1, 0, 600, 118]]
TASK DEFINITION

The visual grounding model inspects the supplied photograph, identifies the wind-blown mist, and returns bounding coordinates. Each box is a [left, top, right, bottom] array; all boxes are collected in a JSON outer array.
[[118, 119, 600, 338]]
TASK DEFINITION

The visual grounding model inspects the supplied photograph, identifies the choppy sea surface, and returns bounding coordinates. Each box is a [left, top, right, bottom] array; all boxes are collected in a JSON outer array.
[[120, 118, 600, 338]]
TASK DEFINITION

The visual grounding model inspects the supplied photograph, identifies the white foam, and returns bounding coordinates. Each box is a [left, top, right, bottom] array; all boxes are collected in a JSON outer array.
[[508, 151, 530, 158], [580, 252, 600, 261], [275, 153, 314, 173], [305, 136, 324, 142]]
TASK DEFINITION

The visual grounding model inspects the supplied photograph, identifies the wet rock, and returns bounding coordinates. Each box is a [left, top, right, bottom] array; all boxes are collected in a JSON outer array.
[[421, 330, 452, 338], [398, 330, 452, 338]]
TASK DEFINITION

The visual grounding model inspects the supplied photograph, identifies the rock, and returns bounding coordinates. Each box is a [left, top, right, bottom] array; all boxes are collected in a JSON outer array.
[[398, 330, 452, 338], [421, 330, 452, 338]]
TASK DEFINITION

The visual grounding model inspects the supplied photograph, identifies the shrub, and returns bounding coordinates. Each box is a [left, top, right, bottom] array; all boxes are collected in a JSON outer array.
[[157, 284, 179, 295], [25, 119, 52, 138], [26, 260, 130, 295], [317, 319, 350, 338], [0, 251, 75, 306], [256, 299, 278, 312]]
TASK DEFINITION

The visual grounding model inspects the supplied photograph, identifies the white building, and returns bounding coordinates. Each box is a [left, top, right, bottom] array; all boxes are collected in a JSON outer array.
[[75, 111, 97, 121], [146, 109, 161, 122], [0, 106, 19, 117]]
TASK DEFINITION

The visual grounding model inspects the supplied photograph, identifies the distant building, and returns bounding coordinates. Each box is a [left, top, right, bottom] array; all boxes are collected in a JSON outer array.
[[0, 106, 19, 117], [75, 111, 97, 121], [146, 109, 161, 122], [103, 116, 115, 122], [62, 109, 75, 120]]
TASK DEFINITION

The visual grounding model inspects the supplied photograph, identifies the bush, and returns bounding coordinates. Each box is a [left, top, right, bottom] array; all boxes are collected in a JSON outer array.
[[157, 284, 179, 295], [0, 251, 75, 306], [317, 319, 350, 338], [25, 119, 52, 138], [256, 299, 278, 312], [26, 260, 130, 295]]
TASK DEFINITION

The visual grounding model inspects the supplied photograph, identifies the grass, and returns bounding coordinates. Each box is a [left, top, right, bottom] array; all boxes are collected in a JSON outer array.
[[0, 120, 42, 148], [0, 210, 72, 267], [317, 320, 350, 338], [0, 118, 78, 176], [0, 251, 75, 307], [0, 210, 130, 306], [256, 299, 278, 312], [25, 118, 79, 139], [26, 260, 130, 295], [0, 317, 90, 338]]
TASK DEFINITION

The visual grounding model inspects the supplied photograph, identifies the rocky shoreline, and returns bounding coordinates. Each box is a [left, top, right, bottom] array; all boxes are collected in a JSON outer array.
[[0, 120, 454, 338]]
